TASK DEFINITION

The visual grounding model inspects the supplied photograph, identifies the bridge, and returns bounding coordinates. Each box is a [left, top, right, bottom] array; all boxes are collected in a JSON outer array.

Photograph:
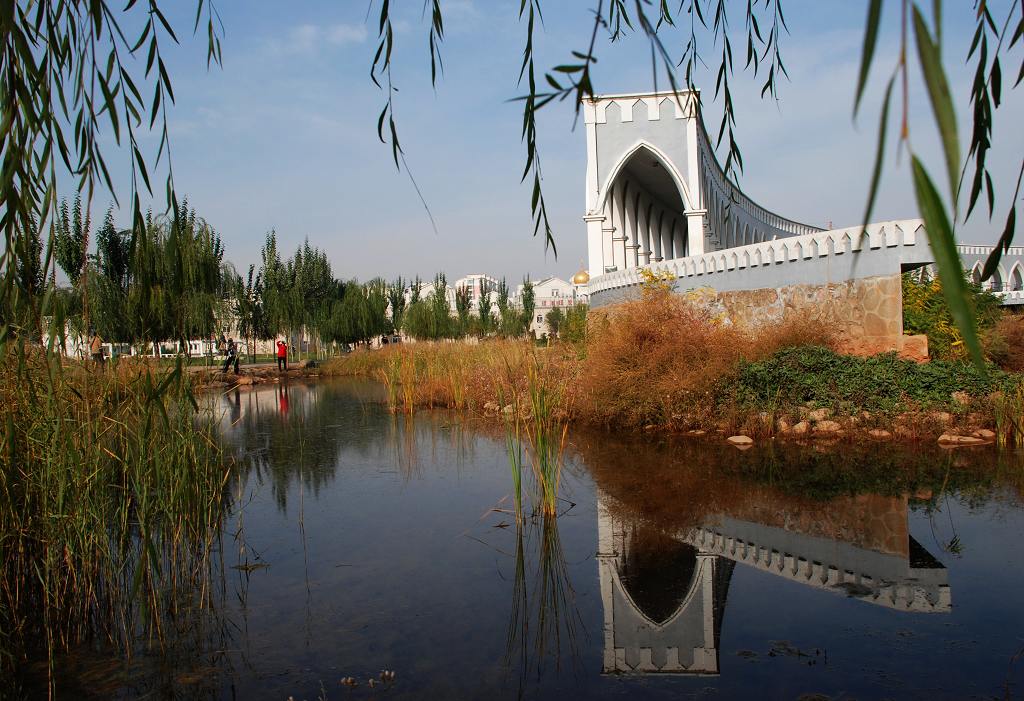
[[581, 91, 1024, 336]]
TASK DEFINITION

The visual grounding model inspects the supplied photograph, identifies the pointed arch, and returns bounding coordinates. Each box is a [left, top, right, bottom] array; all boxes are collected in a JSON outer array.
[[597, 140, 697, 213]]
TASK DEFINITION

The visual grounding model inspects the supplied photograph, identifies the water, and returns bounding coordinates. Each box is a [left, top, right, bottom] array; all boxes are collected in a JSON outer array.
[[58, 379, 1024, 699]]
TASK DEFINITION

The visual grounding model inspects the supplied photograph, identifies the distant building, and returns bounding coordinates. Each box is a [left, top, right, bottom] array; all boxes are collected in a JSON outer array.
[[516, 272, 590, 337]]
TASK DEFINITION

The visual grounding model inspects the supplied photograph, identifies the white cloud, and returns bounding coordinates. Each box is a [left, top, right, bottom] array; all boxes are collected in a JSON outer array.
[[278, 22, 367, 54]]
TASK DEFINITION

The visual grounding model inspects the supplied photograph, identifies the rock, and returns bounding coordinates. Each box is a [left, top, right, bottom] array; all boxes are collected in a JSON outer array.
[[483, 401, 500, 413], [776, 418, 791, 434], [899, 333, 929, 362], [929, 411, 953, 425], [814, 420, 842, 434], [790, 421, 810, 435], [937, 433, 987, 447], [233, 375, 254, 386], [727, 435, 754, 446], [971, 428, 996, 441], [687, 429, 707, 436], [951, 391, 971, 405], [808, 408, 831, 422], [868, 428, 892, 440], [297, 359, 318, 369]]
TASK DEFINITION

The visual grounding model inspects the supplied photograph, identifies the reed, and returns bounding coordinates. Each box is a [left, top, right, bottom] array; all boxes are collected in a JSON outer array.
[[0, 344, 230, 695], [522, 358, 568, 517]]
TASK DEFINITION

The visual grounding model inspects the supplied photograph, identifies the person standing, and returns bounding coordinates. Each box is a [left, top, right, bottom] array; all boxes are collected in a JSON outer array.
[[89, 329, 105, 367], [276, 338, 288, 371], [222, 338, 240, 374]]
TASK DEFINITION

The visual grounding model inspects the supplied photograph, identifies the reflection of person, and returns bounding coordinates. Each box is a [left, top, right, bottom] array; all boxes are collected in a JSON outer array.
[[279, 384, 290, 416], [89, 329, 105, 366], [221, 338, 240, 374], [276, 339, 288, 371], [228, 388, 241, 424]]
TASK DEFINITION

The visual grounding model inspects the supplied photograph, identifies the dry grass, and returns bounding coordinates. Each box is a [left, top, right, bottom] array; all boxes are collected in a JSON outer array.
[[324, 289, 834, 430]]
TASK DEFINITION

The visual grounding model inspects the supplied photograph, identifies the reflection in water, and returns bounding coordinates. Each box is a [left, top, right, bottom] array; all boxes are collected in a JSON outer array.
[[47, 378, 1021, 699], [504, 514, 584, 693], [589, 439, 953, 675]]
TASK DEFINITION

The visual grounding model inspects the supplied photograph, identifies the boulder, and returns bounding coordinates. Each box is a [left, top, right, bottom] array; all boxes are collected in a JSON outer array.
[[807, 408, 831, 422], [727, 435, 754, 446], [790, 421, 810, 435], [971, 428, 996, 441], [776, 418, 791, 434], [951, 391, 971, 405], [937, 433, 987, 447], [814, 420, 842, 434], [868, 428, 892, 440], [899, 333, 929, 362], [929, 411, 953, 425]]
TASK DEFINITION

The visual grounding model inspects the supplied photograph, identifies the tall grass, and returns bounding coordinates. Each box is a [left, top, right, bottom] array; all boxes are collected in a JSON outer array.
[[0, 345, 230, 695]]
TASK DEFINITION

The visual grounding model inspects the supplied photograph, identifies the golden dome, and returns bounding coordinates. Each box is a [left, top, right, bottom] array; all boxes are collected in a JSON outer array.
[[572, 268, 590, 285]]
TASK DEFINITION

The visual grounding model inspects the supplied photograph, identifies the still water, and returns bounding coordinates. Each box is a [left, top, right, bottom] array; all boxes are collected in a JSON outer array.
[[85, 379, 1024, 699]]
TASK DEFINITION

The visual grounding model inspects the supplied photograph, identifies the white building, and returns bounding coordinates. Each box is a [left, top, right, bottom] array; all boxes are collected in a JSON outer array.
[[516, 274, 590, 337]]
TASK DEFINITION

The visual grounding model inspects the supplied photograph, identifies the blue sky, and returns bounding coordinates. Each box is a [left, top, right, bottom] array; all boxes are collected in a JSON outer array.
[[92, 1, 1024, 283]]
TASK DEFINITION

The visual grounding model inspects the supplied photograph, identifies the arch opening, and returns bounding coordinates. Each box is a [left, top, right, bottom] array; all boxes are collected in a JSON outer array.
[[601, 145, 690, 268]]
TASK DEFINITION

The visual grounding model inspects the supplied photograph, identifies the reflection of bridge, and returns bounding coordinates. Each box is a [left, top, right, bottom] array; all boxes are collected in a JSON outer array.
[[597, 490, 950, 676], [582, 91, 1024, 311]]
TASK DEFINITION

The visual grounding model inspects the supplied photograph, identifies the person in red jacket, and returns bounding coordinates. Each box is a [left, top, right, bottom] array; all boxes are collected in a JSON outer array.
[[276, 339, 288, 371]]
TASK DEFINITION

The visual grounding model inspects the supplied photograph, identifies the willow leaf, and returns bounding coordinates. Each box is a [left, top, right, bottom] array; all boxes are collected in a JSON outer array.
[[854, 0, 883, 116], [912, 5, 960, 208]]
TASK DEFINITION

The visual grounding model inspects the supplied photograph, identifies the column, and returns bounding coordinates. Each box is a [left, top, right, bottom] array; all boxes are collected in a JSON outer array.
[[612, 182, 628, 271], [585, 213, 605, 277], [686, 210, 707, 257], [602, 200, 616, 273], [636, 194, 651, 265], [624, 187, 640, 268]]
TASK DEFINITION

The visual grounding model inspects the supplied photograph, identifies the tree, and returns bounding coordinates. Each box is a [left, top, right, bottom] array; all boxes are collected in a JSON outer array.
[[454, 284, 472, 337], [477, 293, 494, 337], [54, 196, 89, 286], [545, 307, 565, 339], [495, 278, 513, 338], [235, 265, 267, 363], [387, 277, 407, 332], [519, 279, 536, 339], [429, 273, 453, 340]]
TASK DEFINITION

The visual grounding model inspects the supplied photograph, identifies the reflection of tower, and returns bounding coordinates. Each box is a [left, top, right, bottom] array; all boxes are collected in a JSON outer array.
[[597, 491, 732, 675]]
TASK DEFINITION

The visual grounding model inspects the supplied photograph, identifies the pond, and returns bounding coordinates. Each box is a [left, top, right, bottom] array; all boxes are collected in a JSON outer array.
[[52, 378, 1024, 699]]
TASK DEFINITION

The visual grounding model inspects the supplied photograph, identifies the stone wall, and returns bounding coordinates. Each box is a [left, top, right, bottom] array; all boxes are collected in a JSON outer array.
[[711, 273, 907, 357]]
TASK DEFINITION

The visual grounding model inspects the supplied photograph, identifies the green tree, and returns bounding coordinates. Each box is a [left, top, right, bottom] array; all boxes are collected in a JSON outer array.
[[519, 279, 536, 338], [54, 196, 89, 286], [545, 307, 565, 339], [429, 273, 453, 340], [477, 293, 494, 337], [454, 284, 472, 337], [235, 265, 268, 363], [495, 278, 513, 338], [387, 277, 407, 332]]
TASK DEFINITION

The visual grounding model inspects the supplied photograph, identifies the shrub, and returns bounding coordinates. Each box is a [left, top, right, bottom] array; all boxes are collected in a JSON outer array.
[[985, 313, 1024, 371], [729, 345, 1004, 414], [902, 270, 1002, 360]]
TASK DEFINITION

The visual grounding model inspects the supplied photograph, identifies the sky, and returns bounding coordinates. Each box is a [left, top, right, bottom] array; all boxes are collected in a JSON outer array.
[[83, 0, 1024, 283]]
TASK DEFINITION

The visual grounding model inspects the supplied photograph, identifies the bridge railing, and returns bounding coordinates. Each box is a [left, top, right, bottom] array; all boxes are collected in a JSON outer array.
[[696, 118, 823, 239], [587, 219, 925, 296]]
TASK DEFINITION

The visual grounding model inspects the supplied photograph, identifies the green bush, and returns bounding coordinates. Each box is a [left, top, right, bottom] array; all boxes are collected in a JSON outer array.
[[727, 345, 1004, 414]]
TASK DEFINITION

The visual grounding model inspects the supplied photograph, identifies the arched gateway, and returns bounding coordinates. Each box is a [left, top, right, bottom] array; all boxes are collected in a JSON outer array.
[[582, 91, 821, 278]]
